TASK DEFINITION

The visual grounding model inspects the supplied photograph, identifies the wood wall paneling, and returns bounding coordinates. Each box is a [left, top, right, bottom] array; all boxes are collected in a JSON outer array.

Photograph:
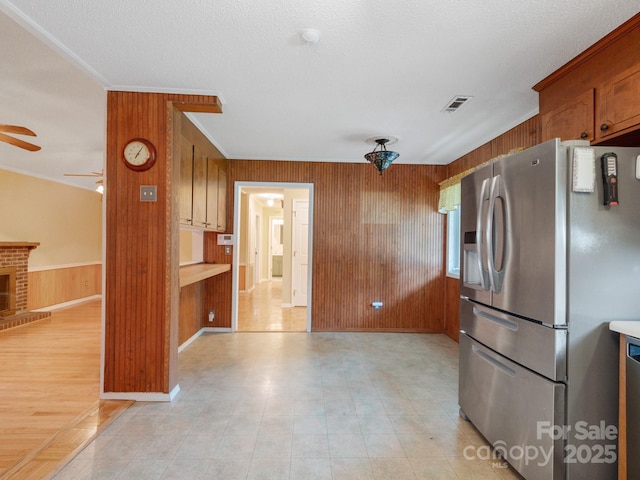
[[179, 282, 204, 345], [490, 116, 540, 157], [105, 92, 221, 396], [224, 160, 447, 332], [202, 236, 233, 329], [444, 277, 460, 342], [27, 264, 101, 310]]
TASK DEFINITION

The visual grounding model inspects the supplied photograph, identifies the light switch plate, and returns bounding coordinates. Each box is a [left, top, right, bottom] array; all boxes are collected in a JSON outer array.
[[140, 185, 157, 202]]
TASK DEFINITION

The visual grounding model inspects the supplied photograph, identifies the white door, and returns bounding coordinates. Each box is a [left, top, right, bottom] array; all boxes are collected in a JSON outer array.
[[254, 213, 260, 285], [292, 200, 309, 306]]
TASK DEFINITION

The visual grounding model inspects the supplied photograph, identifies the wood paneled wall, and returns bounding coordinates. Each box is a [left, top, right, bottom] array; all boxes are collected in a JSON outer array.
[[179, 282, 205, 345], [104, 91, 221, 395], [27, 264, 101, 310], [443, 116, 540, 341], [212, 160, 447, 332]]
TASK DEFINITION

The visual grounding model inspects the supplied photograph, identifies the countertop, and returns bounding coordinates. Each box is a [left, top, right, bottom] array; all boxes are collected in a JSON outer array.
[[609, 321, 640, 339], [179, 263, 230, 287]]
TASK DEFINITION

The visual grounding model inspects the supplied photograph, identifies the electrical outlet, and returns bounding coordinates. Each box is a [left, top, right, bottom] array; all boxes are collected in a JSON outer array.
[[208, 310, 215, 322]]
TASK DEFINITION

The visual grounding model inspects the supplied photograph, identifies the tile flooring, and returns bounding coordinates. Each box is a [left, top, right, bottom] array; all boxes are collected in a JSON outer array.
[[54, 332, 522, 479]]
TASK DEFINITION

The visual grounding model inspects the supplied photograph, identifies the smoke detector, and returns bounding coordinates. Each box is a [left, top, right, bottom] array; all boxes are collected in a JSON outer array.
[[442, 95, 473, 113], [301, 28, 320, 44]]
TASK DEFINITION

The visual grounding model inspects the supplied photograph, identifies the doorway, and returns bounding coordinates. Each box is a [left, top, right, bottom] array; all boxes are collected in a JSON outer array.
[[232, 182, 313, 332]]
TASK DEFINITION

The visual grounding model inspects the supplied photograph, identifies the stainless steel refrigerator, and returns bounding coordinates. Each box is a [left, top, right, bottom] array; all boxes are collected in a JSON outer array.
[[458, 138, 640, 480]]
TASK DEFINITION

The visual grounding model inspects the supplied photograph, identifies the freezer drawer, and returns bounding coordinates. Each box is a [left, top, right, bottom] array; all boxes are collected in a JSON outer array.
[[459, 334, 566, 480], [460, 298, 567, 381]]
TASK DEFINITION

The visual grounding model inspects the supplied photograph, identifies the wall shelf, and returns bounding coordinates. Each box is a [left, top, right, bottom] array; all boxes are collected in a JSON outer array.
[[179, 263, 230, 288]]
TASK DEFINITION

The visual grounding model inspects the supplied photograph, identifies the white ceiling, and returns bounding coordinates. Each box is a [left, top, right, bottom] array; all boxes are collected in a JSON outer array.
[[0, 1, 638, 191]]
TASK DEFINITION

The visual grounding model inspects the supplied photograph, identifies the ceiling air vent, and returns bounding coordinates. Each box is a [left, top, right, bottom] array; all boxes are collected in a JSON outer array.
[[442, 95, 473, 113]]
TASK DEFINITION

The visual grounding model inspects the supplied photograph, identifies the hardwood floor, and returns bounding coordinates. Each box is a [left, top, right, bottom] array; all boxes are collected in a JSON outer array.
[[0, 283, 304, 478], [237, 279, 307, 332], [0, 300, 130, 480]]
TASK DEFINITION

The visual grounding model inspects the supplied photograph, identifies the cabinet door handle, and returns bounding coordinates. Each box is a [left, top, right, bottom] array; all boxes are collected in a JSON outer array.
[[600, 124, 609, 131], [580, 131, 588, 139]]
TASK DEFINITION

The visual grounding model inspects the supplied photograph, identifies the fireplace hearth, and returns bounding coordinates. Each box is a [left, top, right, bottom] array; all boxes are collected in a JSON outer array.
[[0, 242, 51, 330]]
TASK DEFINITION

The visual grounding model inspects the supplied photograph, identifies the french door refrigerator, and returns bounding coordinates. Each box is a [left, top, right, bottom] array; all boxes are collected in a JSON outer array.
[[458, 138, 640, 480]]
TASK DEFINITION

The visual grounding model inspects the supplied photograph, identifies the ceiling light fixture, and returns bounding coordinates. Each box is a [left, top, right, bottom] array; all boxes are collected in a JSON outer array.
[[364, 138, 399, 175]]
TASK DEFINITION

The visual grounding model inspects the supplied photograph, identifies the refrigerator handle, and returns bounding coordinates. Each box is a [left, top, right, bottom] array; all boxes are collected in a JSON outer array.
[[486, 175, 502, 292], [476, 178, 490, 291]]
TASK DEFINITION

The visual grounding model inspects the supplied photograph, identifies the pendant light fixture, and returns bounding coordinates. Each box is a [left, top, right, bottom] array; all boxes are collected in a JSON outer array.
[[364, 138, 399, 175]]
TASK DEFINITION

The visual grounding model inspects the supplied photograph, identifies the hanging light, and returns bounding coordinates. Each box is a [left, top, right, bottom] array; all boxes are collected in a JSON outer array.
[[364, 138, 399, 175]]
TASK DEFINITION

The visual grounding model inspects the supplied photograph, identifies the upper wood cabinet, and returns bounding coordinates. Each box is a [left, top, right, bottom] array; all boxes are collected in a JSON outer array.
[[596, 64, 640, 140], [179, 113, 228, 232], [540, 89, 594, 143], [205, 159, 227, 231], [179, 136, 194, 226], [191, 146, 208, 228], [217, 169, 227, 232], [535, 13, 640, 146]]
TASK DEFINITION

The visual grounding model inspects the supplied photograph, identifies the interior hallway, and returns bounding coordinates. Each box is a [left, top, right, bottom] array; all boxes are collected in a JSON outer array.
[[237, 279, 307, 332]]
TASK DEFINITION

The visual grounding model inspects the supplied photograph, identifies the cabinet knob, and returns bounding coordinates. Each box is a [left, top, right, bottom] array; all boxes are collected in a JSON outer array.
[[600, 124, 609, 132], [580, 132, 588, 139]]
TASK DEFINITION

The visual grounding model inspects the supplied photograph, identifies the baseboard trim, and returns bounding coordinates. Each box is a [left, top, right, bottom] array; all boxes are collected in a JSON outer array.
[[179, 327, 232, 353], [100, 384, 180, 402], [178, 329, 204, 352], [34, 294, 102, 312], [203, 327, 232, 333]]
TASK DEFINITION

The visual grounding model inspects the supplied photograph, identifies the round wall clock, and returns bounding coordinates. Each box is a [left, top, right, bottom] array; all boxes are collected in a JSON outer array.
[[122, 138, 156, 171]]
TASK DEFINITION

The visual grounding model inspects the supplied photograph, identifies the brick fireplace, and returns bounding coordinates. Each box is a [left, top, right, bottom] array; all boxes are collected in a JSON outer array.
[[0, 242, 51, 330]]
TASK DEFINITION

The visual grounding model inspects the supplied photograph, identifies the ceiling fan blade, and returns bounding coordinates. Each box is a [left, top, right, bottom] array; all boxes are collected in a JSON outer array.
[[64, 171, 103, 177], [0, 124, 37, 136], [0, 132, 41, 151]]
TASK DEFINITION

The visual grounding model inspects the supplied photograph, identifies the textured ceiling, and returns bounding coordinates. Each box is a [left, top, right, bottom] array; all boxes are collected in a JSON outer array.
[[0, 1, 638, 190]]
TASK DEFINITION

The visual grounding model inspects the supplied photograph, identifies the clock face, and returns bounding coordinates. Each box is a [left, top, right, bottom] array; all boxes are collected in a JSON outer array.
[[122, 138, 156, 171]]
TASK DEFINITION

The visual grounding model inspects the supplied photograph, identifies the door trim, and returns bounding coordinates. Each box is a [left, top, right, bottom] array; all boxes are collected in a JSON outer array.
[[231, 181, 314, 333]]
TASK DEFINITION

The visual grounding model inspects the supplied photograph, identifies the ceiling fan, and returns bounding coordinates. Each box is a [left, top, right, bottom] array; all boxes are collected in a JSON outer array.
[[63, 170, 103, 184], [0, 124, 41, 151], [64, 169, 104, 193]]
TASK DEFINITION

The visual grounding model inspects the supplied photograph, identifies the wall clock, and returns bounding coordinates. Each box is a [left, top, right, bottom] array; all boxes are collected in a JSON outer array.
[[122, 138, 156, 171]]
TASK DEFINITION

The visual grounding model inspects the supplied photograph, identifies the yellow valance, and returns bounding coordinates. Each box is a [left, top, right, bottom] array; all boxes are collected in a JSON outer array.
[[438, 148, 525, 214], [437, 160, 489, 213]]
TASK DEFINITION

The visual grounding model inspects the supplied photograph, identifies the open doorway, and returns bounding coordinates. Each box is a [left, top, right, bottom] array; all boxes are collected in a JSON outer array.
[[232, 182, 313, 332]]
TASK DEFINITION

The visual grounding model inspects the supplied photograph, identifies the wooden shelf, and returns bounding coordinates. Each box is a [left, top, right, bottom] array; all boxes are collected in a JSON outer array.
[[179, 263, 230, 288]]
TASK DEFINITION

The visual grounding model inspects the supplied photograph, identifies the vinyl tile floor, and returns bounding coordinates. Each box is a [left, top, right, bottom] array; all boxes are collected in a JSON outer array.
[[54, 332, 523, 479]]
